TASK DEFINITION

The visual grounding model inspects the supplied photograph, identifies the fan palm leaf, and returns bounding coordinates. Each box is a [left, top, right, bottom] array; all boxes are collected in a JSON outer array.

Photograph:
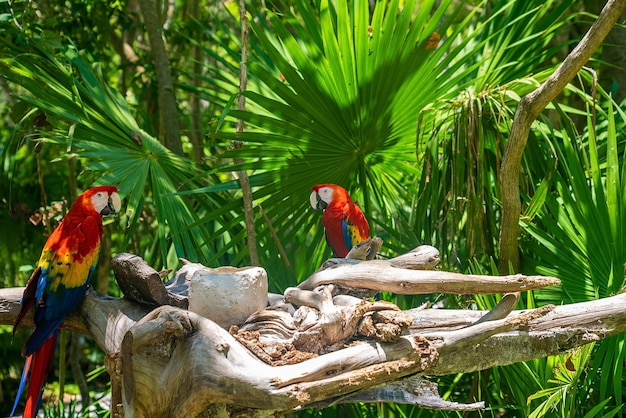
[[207, 0, 533, 284], [0, 33, 231, 267]]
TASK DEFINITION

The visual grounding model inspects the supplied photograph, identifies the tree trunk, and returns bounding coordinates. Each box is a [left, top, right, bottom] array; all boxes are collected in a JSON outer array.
[[233, 0, 260, 266], [137, 0, 183, 155]]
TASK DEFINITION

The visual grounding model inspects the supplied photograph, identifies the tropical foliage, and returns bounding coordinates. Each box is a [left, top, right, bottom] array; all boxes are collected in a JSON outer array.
[[0, 0, 625, 416]]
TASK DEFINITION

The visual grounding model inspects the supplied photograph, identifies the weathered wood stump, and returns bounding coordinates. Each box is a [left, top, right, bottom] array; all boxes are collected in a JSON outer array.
[[4, 241, 626, 417]]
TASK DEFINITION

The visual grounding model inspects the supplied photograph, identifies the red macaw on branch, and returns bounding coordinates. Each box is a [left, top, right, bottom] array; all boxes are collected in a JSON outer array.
[[310, 184, 370, 258], [11, 186, 121, 418]]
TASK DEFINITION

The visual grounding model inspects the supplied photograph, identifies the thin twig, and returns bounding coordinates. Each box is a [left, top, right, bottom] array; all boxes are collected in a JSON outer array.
[[259, 204, 294, 277], [234, 1, 259, 266]]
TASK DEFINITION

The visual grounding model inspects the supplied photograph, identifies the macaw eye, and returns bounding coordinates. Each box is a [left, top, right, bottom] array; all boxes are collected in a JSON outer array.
[[320, 187, 333, 199]]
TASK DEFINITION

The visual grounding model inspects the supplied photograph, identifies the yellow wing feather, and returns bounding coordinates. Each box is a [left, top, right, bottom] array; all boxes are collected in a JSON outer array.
[[39, 239, 100, 292]]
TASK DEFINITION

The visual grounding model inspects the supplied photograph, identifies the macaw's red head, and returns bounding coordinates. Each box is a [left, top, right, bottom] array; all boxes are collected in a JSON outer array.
[[69, 186, 122, 217], [310, 184, 351, 210]]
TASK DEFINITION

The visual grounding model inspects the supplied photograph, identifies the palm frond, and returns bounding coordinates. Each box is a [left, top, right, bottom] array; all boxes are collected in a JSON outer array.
[[521, 96, 626, 414], [0, 33, 228, 267]]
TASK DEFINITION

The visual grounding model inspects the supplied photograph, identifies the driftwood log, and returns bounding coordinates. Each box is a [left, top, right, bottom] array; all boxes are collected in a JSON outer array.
[[2, 241, 626, 417]]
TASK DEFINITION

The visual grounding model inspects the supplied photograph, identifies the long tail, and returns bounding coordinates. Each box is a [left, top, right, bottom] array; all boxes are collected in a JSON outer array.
[[11, 331, 58, 418]]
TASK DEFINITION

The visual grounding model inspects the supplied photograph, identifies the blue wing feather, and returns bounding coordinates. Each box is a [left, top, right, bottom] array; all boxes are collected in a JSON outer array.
[[43, 265, 95, 321], [23, 265, 94, 356], [34, 271, 47, 305], [341, 219, 353, 251]]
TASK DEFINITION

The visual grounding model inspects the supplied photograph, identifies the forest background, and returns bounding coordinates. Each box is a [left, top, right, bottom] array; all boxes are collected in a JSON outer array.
[[0, 0, 625, 417]]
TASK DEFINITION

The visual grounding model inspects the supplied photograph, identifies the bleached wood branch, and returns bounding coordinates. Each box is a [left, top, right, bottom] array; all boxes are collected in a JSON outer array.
[[4, 247, 626, 417], [298, 252, 560, 294]]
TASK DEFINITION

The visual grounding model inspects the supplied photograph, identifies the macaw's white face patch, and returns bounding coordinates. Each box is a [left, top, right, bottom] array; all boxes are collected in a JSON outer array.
[[310, 186, 335, 210], [92, 191, 121, 216]]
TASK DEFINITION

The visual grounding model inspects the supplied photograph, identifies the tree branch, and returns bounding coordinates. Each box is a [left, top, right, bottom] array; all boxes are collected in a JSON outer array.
[[4, 249, 626, 417], [498, 0, 626, 273], [298, 257, 560, 294]]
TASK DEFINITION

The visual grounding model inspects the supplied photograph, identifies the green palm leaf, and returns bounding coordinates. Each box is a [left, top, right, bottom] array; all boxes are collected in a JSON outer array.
[[521, 97, 626, 414], [207, 0, 481, 281], [0, 34, 228, 267]]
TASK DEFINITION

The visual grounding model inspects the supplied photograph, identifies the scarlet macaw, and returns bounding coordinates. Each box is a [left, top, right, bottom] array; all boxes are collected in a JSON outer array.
[[11, 186, 121, 418], [310, 184, 370, 257]]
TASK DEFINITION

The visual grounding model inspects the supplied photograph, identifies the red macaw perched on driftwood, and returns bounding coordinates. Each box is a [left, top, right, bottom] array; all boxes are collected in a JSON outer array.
[[11, 186, 121, 418], [310, 184, 370, 258]]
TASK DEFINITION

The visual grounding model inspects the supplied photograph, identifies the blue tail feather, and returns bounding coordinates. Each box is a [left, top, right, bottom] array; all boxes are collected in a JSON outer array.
[[10, 355, 32, 417]]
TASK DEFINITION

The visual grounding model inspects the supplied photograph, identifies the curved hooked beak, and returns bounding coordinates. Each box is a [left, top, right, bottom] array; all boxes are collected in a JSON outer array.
[[310, 191, 327, 210], [101, 192, 121, 216]]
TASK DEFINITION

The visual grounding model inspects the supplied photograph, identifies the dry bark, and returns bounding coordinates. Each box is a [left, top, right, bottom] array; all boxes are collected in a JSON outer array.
[[3, 245, 626, 417]]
